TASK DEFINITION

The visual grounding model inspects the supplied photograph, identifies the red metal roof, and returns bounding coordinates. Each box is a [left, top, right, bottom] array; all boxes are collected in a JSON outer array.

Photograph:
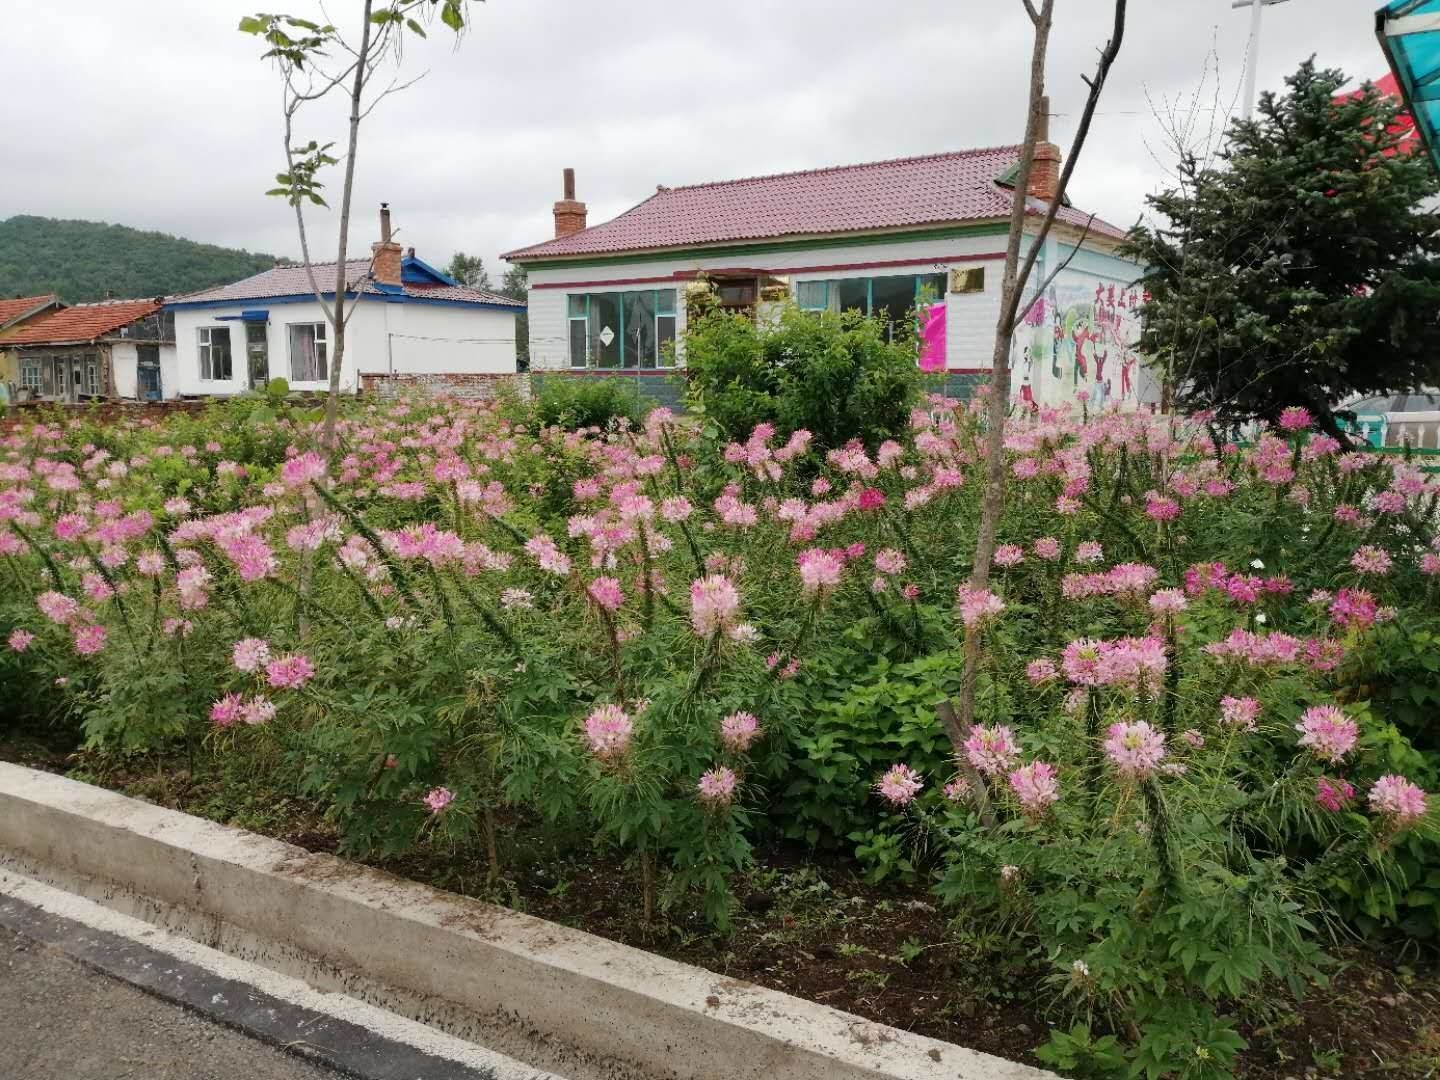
[[1, 299, 162, 346], [0, 294, 58, 329], [170, 260, 524, 308], [503, 146, 1126, 262]]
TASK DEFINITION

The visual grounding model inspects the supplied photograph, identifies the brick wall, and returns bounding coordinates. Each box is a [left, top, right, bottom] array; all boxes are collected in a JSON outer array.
[[358, 371, 533, 401]]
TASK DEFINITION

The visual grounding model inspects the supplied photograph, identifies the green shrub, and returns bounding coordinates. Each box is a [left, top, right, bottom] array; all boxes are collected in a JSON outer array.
[[682, 304, 921, 450], [534, 374, 647, 431]]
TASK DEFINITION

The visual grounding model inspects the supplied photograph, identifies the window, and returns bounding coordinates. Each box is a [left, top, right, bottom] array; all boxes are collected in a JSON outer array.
[[198, 326, 233, 381], [795, 273, 948, 339], [287, 322, 328, 382], [565, 289, 678, 369], [84, 355, 99, 396], [19, 360, 40, 392], [950, 267, 985, 294]]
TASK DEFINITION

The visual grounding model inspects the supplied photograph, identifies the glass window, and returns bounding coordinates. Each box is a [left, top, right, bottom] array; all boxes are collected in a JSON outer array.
[[20, 360, 40, 391], [917, 273, 947, 304], [796, 281, 830, 311], [198, 326, 233, 381], [287, 322, 328, 382], [565, 289, 678, 369], [568, 315, 588, 368], [588, 292, 622, 369], [85, 355, 100, 396], [837, 279, 869, 314], [624, 291, 658, 369]]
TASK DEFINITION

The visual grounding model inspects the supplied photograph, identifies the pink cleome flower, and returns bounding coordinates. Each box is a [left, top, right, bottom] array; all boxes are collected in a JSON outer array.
[[210, 693, 244, 727], [1295, 705, 1358, 763], [583, 703, 633, 759], [1074, 541, 1104, 564], [874, 548, 907, 576], [1103, 720, 1167, 778], [424, 787, 455, 814], [587, 576, 626, 612], [720, 711, 761, 752], [1351, 546, 1393, 576], [36, 591, 80, 626], [797, 548, 845, 595], [280, 451, 328, 488], [1008, 761, 1060, 817], [241, 696, 277, 725], [1277, 406, 1313, 433], [1026, 657, 1059, 685], [1369, 774, 1428, 827], [1329, 588, 1378, 630], [875, 764, 924, 807], [965, 724, 1020, 776], [265, 654, 316, 690], [1315, 777, 1355, 813], [690, 574, 742, 636], [1032, 537, 1062, 561], [993, 544, 1024, 567], [232, 637, 271, 673], [956, 586, 1005, 628], [72, 625, 107, 655], [697, 766, 739, 806], [1149, 588, 1188, 614], [1219, 695, 1262, 731], [7, 629, 35, 653]]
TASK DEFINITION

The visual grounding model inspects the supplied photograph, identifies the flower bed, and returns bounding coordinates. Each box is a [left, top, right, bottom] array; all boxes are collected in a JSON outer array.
[[3, 393, 1440, 1077]]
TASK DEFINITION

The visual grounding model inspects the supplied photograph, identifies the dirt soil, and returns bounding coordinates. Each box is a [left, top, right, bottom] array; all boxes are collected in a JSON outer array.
[[5, 736, 1440, 1079]]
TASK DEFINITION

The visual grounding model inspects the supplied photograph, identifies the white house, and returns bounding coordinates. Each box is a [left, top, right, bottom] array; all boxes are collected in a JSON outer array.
[[167, 206, 526, 396], [504, 136, 1153, 410]]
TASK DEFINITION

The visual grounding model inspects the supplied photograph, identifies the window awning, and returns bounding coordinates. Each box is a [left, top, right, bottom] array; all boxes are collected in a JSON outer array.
[[1377, 0, 1440, 171], [214, 310, 270, 323]]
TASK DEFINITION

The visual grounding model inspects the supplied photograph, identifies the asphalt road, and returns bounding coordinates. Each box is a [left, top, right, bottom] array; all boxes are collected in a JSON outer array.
[[0, 924, 339, 1080]]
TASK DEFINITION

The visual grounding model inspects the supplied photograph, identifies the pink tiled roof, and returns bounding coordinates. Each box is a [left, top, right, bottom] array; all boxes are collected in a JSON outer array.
[[503, 147, 1127, 261], [170, 260, 524, 308], [1, 299, 162, 346]]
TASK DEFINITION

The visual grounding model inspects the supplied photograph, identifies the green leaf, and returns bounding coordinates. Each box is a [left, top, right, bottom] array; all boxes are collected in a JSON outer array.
[[405, 17, 427, 36], [440, 0, 464, 31]]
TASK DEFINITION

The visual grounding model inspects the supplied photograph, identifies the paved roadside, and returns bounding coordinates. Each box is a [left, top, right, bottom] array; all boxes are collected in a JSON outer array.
[[0, 924, 338, 1080]]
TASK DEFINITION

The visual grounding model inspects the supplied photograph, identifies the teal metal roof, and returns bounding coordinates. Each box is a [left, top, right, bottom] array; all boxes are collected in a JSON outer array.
[[1378, 0, 1440, 171]]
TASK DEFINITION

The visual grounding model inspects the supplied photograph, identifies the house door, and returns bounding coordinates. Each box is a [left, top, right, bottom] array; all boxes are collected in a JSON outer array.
[[68, 358, 84, 402], [246, 323, 269, 389], [137, 345, 162, 401]]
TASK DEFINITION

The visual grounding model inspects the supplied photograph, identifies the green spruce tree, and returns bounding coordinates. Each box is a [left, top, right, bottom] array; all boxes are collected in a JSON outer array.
[[1124, 60, 1440, 440]]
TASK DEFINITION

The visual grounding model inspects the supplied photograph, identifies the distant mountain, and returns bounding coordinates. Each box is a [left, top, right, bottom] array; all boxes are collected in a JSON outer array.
[[0, 215, 287, 303]]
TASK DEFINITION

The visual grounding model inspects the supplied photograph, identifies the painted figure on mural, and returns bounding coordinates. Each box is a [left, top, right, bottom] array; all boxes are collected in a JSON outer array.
[[1009, 279, 1143, 408]]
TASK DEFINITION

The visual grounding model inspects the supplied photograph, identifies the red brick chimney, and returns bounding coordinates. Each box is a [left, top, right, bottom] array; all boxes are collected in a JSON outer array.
[[1026, 96, 1062, 203], [371, 202, 403, 286], [553, 168, 587, 238]]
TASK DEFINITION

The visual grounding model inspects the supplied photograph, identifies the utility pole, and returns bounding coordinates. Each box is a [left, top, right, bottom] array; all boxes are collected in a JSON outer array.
[[1234, 0, 1294, 121]]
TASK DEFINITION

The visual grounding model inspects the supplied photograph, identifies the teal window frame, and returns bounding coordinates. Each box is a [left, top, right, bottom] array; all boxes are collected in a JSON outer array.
[[566, 288, 677, 369]]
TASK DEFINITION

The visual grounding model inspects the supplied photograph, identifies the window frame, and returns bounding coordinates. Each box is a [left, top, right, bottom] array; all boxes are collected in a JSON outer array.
[[198, 326, 234, 382], [286, 321, 329, 383], [565, 288, 678, 370]]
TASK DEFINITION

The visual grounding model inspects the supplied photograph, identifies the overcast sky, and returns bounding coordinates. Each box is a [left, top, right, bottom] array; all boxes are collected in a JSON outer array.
[[1, 0, 1385, 282]]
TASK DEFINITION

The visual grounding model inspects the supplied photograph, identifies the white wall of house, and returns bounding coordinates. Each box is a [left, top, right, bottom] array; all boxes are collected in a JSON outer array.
[[170, 299, 517, 396], [111, 342, 138, 399], [111, 342, 180, 400]]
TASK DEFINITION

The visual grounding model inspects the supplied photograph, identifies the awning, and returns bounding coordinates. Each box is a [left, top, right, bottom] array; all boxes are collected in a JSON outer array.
[[1377, 0, 1440, 171], [214, 310, 270, 323]]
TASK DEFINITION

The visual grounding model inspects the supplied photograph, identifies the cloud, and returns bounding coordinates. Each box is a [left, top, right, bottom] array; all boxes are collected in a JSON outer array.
[[0, 0, 1388, 279]]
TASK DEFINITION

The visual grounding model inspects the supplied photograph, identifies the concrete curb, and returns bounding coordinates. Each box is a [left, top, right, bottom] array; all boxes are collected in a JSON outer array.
[[0, 763, 1052, 1080]]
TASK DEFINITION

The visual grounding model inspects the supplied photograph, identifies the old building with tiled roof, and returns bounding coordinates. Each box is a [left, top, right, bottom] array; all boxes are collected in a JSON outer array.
[[1, 297, 176, 403]]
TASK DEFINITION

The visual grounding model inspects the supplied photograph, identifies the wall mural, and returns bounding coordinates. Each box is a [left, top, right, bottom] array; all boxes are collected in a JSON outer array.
[[1012, 278, 1145, 409]]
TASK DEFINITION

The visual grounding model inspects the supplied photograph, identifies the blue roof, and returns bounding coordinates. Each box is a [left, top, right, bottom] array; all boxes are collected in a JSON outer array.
[[1378, 0, 1440, 171]]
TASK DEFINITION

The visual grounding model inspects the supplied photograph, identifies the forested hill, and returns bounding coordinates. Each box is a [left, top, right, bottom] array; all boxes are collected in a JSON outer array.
[[0, 216, 285, 303]]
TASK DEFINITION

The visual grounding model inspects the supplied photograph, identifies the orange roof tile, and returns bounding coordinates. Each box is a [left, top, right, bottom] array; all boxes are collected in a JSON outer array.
[[0, 294, 59, 329], [2, 299, 162, 346]]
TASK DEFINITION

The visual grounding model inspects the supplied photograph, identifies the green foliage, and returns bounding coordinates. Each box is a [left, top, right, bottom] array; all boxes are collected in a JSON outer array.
[[0, 216, 282, 304], [498, 265, 529, 367], [533, 375, 647, 431], [1124, 60, 1440, 436], [682, 304, 921, 450], [1035, 1023, 1127, 1077], [445, 252, 492, 290]]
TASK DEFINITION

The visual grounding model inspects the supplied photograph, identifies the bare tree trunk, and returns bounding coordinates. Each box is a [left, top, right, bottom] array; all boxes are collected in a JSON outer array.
[[952, 0, 1128, 741], [321, 0, 376, 450]]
